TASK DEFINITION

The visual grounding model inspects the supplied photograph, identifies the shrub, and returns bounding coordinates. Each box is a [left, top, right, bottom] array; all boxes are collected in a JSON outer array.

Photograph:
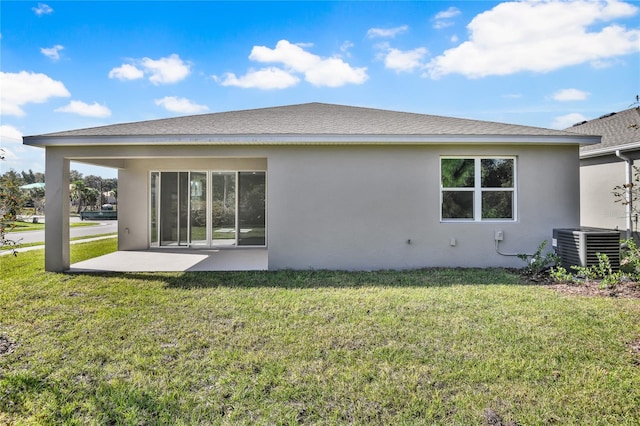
[[518, 240, 559, 279]]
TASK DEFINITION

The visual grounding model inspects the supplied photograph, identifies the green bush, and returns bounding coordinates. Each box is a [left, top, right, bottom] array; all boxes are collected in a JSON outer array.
[[518, 240, 559, 279]]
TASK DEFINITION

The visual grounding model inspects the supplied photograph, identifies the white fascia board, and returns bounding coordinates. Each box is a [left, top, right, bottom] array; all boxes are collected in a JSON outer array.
[[580, 141, 640, 159], [24, 133, 600, 147]]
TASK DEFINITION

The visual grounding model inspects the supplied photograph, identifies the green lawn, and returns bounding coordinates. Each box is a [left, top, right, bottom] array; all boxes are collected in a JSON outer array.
[[1, 241, 639, 425]]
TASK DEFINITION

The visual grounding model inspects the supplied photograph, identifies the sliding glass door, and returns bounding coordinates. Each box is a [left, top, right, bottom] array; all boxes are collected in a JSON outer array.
[[150, 170, 266, 247], [238, 172, 266, 246], [189, 172, 207, 246], [159, 171, 189, 246], [212, 172, 236, 246]]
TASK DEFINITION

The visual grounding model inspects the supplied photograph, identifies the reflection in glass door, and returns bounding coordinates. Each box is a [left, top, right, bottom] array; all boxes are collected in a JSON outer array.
[[189, 172, 207, 246], [151, 170, 266, 247], [238, 172, 266, 246], [150, 172, 159, 246], [159, 172, 189, 246], [159, 172, 178, 245], [212, 172, 236, 246]]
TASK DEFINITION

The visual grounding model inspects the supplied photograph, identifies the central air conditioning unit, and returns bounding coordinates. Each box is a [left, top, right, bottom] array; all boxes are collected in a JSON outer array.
[[552, 228, 621, 270]]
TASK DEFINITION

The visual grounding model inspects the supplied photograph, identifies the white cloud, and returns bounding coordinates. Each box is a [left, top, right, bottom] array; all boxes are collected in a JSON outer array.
[[383, 47, 428, 73], [0, 124, 23, 143], [109, 54, 190, 85], [141, 54, 191, 85], [215, 67, 300, 90], [425, 0, 640, 79], [0, 71, 70, 116], [304, 57, 368, 87], [250, 41, 318, 72], [108, 64, 144, 81], [552, 112, 588, 129], [0, 124, 44, 173], [590, 58, 621, 69], [40, 44, 64, 61], [0, 124, 24, 149], [433, 21, 455, 30], [434, 7, 461, 29], [340, 40, 354, 57], [55, 100, 111, 118], [435, 7, 461, 20], [32, 3, 53, 16], [154, 96, 209, 114], [243, 40, 367, 88], [553, 88, 590, 101], [366, 25, 409, 39], [0, 124, 25, 166]]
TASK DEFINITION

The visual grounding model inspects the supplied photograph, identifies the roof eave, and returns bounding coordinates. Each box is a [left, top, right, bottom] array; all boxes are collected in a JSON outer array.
[[23, 133, 601, 147], [580, 140, 640, 159]]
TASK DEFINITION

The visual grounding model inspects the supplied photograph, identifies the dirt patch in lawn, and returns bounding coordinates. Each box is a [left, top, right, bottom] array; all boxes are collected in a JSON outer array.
[[631, 337, 640, 352], [515, 269, 640, 299], [544, 280, 640, 299], [0, 334, 17, 356]]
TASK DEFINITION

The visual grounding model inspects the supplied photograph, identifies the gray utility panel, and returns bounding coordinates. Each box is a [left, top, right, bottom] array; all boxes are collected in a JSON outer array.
[[552, 227, 621, 270]]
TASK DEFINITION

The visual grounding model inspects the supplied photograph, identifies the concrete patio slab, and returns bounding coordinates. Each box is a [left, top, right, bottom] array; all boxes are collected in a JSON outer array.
[[69, 248, 268, 272]]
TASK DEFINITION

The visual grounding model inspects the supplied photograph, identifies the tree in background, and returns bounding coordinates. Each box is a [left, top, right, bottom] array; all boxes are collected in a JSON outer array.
[[21, 169, 45, 185], [71, 180, 87, 213], [69, 169, 83, 183], [84, 175, 117, 206], [0, 171, 26, 220], [27, 187, 46, 215], [0, 167, 117, 216], [0, 151, 21, 254]]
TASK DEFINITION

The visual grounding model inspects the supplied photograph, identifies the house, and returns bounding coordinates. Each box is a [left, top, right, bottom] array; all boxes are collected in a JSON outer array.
[[568, 107, 640, 238], [23, 103, 599, 272]]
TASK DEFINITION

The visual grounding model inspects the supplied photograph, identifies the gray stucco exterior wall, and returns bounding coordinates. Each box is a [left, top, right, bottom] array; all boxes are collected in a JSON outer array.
[[266, 144, 579, 270], [580, 160, 627, 231], [109, 143, 580, 270]]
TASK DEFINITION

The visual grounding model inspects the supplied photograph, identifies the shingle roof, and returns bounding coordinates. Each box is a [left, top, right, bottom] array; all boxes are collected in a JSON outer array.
[[567, 107, 640, 156], [25, 102, 596, 146]]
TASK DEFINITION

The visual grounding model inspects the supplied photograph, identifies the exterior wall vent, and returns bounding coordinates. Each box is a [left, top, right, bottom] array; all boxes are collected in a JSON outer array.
[[552, 228, 621, 270]]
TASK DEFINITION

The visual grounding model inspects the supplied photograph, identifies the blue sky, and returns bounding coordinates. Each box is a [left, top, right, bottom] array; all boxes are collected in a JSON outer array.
[[1, 0, 639, 178]]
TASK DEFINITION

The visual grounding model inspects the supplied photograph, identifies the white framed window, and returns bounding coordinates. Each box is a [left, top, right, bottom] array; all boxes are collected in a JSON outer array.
[[440, 157, 516, 222]]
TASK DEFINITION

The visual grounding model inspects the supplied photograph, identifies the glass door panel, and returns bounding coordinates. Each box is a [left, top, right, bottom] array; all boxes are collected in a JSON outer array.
[[160, 172, 178, 245], [238, 172, 266, 246], [189, 172, 207, 246], [212, 172, 236, 246], [150, 172, 159, 246], [178, 172, 189, 246]]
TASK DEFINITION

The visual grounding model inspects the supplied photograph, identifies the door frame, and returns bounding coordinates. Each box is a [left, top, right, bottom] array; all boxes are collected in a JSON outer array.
[[149, 170, 267, 248]]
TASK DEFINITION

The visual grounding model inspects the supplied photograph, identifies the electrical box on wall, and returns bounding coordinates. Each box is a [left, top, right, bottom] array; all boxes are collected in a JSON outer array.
[[494, 230, 504, 241]]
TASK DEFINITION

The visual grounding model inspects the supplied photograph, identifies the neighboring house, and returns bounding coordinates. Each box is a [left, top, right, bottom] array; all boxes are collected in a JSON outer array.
[[568, 107, 640, 238], [23, 103, 598, 272]]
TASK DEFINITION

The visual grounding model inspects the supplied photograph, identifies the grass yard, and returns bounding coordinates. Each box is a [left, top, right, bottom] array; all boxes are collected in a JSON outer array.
[[1, 240, 639, 425]]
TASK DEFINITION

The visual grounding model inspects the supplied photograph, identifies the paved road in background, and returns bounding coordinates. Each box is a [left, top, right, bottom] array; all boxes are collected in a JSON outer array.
[[6, 220, 118, 245]]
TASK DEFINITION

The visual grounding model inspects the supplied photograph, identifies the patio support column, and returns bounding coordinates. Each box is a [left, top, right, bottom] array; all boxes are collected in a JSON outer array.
[[45, 148, 70, 271]]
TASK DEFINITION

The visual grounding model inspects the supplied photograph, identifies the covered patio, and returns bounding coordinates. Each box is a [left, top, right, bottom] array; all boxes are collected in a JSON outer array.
[[70, 248, 268, 273]]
